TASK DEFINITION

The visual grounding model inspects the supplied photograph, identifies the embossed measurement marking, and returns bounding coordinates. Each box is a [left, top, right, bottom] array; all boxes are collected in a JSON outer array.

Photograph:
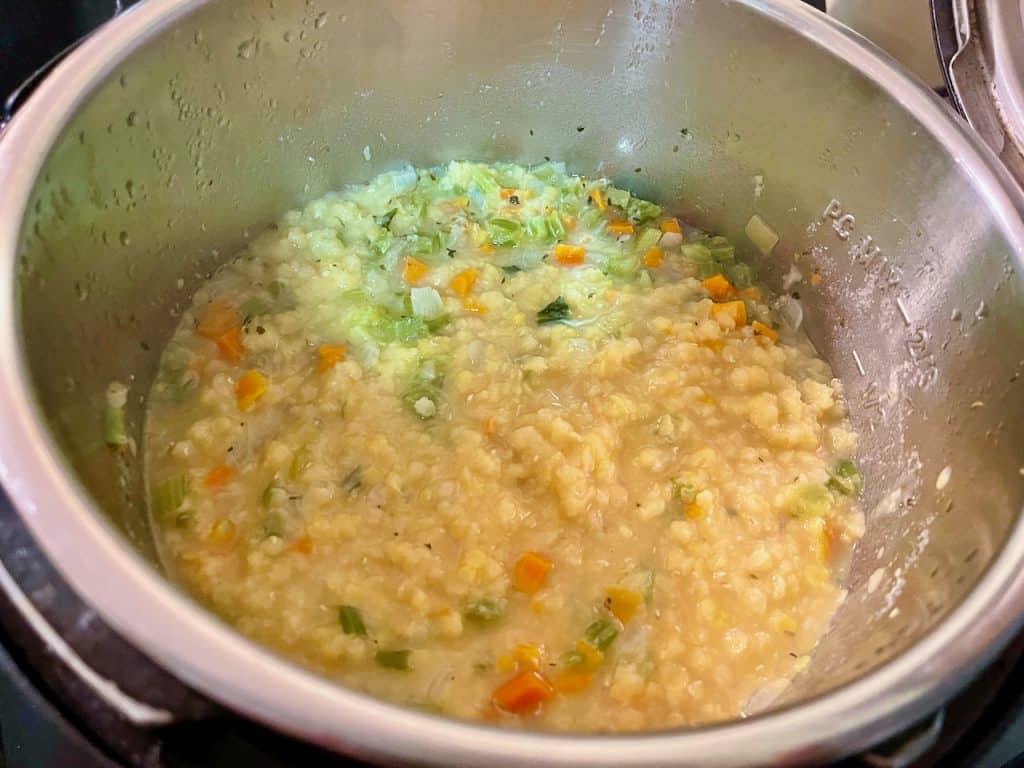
[[821, 199, 939, 390]]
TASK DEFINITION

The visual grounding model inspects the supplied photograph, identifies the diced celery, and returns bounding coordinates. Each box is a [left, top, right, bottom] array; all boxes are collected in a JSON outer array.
[[828, 459, 863, 496], [526, 216, 550, 241], [464, 598, 505, 624], [339, 605, 368, 637], [545, 210, 567, 241], [627, 198, 662, 224], [289, 446, 309, 481], [487, 218, 522, 247], [584, 618, 619, 651], [606, 187, 631, 209], [725, 262, 755, 289], [151, 475, 189, 517], [681, 243, 720, 278], [579, 207, 605, 230], [375, 649, 412, 670], [635, 227, 661, 253], [605, 252, 640, 279], [104, 405, 128, 448], [403, 358, 446, 419]]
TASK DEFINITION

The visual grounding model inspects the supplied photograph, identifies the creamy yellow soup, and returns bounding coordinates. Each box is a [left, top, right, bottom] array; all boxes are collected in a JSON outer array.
[[143, 161, 863, 731]]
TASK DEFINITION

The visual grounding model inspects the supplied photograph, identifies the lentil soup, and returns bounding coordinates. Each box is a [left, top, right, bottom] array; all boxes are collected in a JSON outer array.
[[143, 161, 864, 731]]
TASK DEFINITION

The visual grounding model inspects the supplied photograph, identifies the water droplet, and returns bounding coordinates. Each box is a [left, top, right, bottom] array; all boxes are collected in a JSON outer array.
[[126, 111, 138, 127], [950, 307, 962, 321], [194, 30, 204, 45], [314, 11, 328, 28], [125, 180, 135, 197], [975, 300, 988, 320], [237, 39, 255, 59], [119, 230, 131, 247], [283, 30, 294, 42], [74, 281, 89, 301], [119, 74, 128, 88]]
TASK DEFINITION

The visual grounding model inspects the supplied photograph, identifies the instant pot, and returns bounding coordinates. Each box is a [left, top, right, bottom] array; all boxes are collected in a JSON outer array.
[[1, 1, 1023, 765]]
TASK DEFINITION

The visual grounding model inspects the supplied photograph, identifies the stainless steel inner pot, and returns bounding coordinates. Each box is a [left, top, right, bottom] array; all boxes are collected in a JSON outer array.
[[1, 1, 1023, 765]]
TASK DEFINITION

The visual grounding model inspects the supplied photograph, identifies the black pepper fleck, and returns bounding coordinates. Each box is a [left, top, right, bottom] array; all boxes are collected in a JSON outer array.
[[509, 194, 520, 205], [576, 126, 585, 133], [256, 325, 266, 334]]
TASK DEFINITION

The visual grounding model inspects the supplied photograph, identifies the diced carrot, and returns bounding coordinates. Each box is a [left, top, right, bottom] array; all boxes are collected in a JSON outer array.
[[216, 327, 245, 364], [403, 256, 429, 284], [235, 370, 268, 411], [463, 297, 488, 314], [702, 273, 736, 301], [491, 670, 555, 714], [605, 587, 642, 623], [513, 551, 552, 594], [589, 188, 608, 211], [751, 321, 778, 343], [643, 246, 664, 268], [290, 535, 314, 555], [659, 218, 682, 234], [203, 464, 234, 489], [196, 298, 241, 340], [607, 220, 635, 236], [317, 344, 347, 373], [553, 243, 585, 266], [710, 300, 747, 328], [737, 286, 762, 302], [810, 272, 822, 286], [553, 671, 592, 695], [479, 241, 495, 254], [562, 214, 577, 231], [575, 640, 604, 670], [449, 268, 478, 297], [685, 501, 705, 520]]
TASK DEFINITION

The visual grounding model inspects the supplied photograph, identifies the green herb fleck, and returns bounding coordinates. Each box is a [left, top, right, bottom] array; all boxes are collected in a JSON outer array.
[[537, 297, 570, 325], [339, 605, 368, 637]]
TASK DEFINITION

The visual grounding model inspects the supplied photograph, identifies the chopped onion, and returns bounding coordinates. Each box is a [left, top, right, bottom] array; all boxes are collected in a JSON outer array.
[[745, 214, 779, 256], [411, 287, 444, 319], [776, 295, 804, 330], [659, 231, 683, 249]]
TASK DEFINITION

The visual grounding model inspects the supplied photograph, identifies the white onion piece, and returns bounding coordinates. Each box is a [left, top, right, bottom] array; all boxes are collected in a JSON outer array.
[[776, 295, 804, 331], [411, 286, 444, 319], [659, 231, 683, 248], [746, 214, 779, 255]]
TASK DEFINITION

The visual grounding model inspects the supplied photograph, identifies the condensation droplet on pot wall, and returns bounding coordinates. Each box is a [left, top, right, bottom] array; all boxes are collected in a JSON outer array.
[[935, 466, 952, 491]]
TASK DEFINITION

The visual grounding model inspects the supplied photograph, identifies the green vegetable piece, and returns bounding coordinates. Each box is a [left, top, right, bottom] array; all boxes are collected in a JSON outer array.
[[375, 649, 412, 670], [464, 598, 505, 624], [725, 262, 755, 289], [579, 207, 604, 230], [289, 446, 309, 481], [260, 482, 281, 507], [393, 316, 430, 344], [487, 218, 522, 247], [405, 234, 436, 255], [526, 216, 550, 242], [403, 359, 446, 420], [681, 243, 721, 278], [705, 236, 735, 263], [626, 198, 662, 224], [828, 459, 863, 497], [671, 479, 697, 504], [605, 252, 640, 279], [635, 227, 662, 253], [606, 187, 631, 209], [537, 297, 571, 325], [104, 405, 128, 448], [783, 482, 833, 518], [151, 475, 189, 516], [545, 210, 567, 241], [338, 605, 368, 637], [341, 466, 363, 493], [239, 298, 270, 320], [584, 618, 619, 651], [502, 265, 523, 275]]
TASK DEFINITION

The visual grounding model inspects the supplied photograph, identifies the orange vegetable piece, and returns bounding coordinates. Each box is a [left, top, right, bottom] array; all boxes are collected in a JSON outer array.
[[196, 298, 241, 340], [235, 370, 268, 411], [562, 214, 577, 231], [588, 188, 608, 211], [462, 297, 488, 314], [513, 552, 552, 594], [491, 670, 555, 714], [751, 320, 778, 343], [702, 273, 736, 301], [643, 246, 664, 268], [479, 241, 496, 254], [659, 218, 682, 234], [816, 527, 831, 562], [810, 272, 822, 286], [290, 535, 314, 555], [317, 344, 347, 373], [607, 220, 635, 236], [402, 256, 429, 284], [203, 464, 235, 490], [575, 640, 604, 670], [710, 300, 747, 328], [553, 671, 592, 695], [553, 243, 585, 266], [449, 268, 478, 297], [605, 587, 642, 623], [216, 327, 245, 364]]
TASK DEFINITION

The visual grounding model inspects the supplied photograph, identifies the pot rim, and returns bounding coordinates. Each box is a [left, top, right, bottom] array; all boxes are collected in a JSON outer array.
[[1, 1, 1024, 765]]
